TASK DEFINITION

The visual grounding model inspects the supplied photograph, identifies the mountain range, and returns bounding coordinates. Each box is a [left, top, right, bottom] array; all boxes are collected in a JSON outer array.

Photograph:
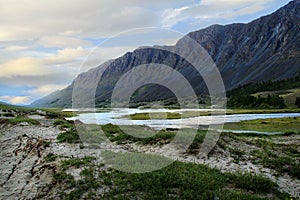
[[0, 101, 8, 106], [31, 0, 300, 108]]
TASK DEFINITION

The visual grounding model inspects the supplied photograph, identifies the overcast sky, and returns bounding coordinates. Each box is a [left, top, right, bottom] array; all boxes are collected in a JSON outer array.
[[0, 0, 291, 105]]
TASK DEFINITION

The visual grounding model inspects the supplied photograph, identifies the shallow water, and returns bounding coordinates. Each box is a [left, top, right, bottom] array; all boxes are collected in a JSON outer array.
[[67, 108, 300, 131], [221, 129, 283, 135]]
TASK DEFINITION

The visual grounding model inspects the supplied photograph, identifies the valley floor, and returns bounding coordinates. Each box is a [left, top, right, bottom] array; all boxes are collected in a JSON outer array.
[[0, 111, 299, 199]]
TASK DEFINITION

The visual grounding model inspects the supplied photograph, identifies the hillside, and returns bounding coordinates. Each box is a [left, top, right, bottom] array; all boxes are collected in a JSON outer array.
[[0, 101, 8, 105], [227, 73, 300, 108], [31, 0, 300, 108]]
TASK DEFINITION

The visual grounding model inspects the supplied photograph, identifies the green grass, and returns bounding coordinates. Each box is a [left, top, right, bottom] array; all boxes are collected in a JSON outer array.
[[8, 116, 40, 125], [75, 124, 108, 144], [53, 119, 74, 129], [53, 171, 76, 187], [225, 132, 300, 179], [127, 110, 225, 120], [53, 119, 67, 126], [188, 130, 207, 153], [100, 124, 205, 148], [225, 172, 276, 194], [58, 160, 287, 199], [55, 123, 165, 145], [42, 108, 75, 119], [252, 88, 300, 107], [128, 112, 182, 120], [281, 88, 300, 107], [224, 117, 300, 133], [226, 108, 300, 115], [103, 161, 227, 199], [0, 103, 75, 120], [251, 147, 300, 179], [0, 103, 35, 112], [101, 124, 176, 145], [0, 103, 72, 118], [76, 124, 210, 154], [61, 157, 95, 170], [217, 131, 300, 180], [56, 130, 80, 143], [220, 190, 269, 200], [53, 118, 103, 146], [102, 151, 173, 173], [141, 131, 176, 145], [45, 153, 58, 162], [176, 109, 293, 118]]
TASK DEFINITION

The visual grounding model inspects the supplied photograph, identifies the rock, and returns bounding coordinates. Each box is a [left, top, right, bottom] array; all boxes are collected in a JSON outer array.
[[19, 122, 30, 126]]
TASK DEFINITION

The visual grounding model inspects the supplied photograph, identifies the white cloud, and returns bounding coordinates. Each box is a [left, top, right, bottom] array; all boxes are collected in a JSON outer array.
[[26, 84, 67, 96], [0, 96, 31, 105], [0, 57, 49, 77], [162, 0, 275, 27], [0, 73, 77, 88], [0, 0, 162, 41], [38, 36, 91, 48], [45, 46, 88, 65], [0, 46, 88, 78], [0, 0, 288, 42], [4, 45, 32, 51]]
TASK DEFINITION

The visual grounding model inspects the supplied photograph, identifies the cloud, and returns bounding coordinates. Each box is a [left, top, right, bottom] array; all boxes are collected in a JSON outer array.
[[0, 96, 31, 105], [0, 57, 49, 77], [25, 84, 67, 96], [0, 46, 87, 78], [162, 0, 275, 27], [4, 45, 32, 51], [0, 73, 77, 87], [0, 0, 162, 41], [38, 36, 91, 48], [45, 46, 87, 65], [0, 0, 288, 42]]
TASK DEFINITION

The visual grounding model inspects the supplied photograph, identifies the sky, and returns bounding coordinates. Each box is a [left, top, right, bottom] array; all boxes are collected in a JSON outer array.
[[0, 0, 292, 105]]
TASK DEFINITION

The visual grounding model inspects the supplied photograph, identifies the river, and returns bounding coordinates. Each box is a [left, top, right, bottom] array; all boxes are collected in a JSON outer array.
[[67, 108, 300, 130]]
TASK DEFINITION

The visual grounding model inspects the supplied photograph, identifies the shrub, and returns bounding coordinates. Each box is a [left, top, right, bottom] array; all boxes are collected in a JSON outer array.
[[53, 119, 74, 129], [57, 130, 80, 143], [53, 119, 66, 126], [53, 172, 75, 187], [142, 131, 175, 144], [295, 96, 300, 108], [45, 153, 57, 162], [3, 113, 14, 117], [225, 172, 276, 193], [61, 157, 95, 169]]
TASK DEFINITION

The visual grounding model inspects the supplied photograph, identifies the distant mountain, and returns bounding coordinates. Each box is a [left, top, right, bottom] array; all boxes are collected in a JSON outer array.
[[31, 0, 300, 108], [0, 101, 8, 105]]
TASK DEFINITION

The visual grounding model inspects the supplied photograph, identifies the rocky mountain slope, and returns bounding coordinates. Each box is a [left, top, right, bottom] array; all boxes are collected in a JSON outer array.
[[31, 0, 300, 108]]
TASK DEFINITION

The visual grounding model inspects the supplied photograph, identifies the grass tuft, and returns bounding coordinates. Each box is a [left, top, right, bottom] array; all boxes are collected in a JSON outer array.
[[57, 130, 80, 143], [8, 116, 40, 125]]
